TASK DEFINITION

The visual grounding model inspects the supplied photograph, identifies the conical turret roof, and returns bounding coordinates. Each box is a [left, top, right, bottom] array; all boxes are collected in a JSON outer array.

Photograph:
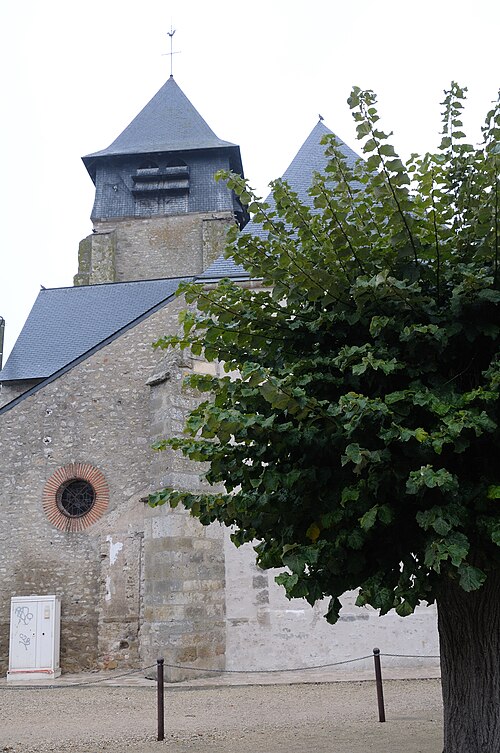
[[85, 76, 235, 159]]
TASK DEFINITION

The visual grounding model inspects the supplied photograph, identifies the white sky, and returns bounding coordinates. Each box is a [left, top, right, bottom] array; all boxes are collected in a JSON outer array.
[[0, 0, 498, 361]]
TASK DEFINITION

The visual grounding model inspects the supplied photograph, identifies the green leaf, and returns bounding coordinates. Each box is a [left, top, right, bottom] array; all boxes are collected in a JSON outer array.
[[414, 428, 429, 443], [360, 506, 378, 531], [432, 517, 453, 536], [343, 443, 363, 465], [324, 597, 342, 624], [379, 144, 397, 157], [356, 122, 372, 138], [385, 158, 405, 172], [458, 564, 486, 592], [363, 138, 377, 153], [491, 527, 500, 546], [341, 487, 359, 505], [395, 600, 414, 617]]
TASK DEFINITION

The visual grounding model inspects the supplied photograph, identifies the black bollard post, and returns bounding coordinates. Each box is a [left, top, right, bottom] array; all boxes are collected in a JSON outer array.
[[372, 648, 386, 722], [157, 658, 165, 741]]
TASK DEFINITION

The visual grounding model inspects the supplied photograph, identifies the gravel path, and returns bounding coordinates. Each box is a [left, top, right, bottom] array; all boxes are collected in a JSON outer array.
[[0, 679, 443, 753]]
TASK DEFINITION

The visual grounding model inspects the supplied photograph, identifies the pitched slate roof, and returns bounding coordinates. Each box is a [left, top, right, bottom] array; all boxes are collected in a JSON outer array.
[[199, 120, 361, 280], [0, 277, 191, 383], [84, 76, 236, 160]]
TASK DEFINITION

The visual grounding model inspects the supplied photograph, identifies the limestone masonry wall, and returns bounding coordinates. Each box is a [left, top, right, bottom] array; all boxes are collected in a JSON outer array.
[[75, 213, 234, 285], [0, 298, 226, 678], [224, 534, 439, 672]]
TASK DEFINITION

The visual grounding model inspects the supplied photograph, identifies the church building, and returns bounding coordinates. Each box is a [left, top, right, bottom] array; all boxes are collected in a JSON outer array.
[[0, 74, 438, 678]]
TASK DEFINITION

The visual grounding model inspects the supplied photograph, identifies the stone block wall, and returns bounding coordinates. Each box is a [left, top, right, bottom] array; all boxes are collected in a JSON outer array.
[[74, 231, 116, 286], [140, 510, 226, 681], [75, 212, 234, 285], [143, 345, 227, 681]]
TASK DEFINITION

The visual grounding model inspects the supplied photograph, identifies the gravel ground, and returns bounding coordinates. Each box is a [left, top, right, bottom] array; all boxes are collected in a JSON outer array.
[[0, 679, 443, 753]]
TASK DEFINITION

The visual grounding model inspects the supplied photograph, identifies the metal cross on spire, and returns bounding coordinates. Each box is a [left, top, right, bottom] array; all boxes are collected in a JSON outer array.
[[165, 25, 180, 78]]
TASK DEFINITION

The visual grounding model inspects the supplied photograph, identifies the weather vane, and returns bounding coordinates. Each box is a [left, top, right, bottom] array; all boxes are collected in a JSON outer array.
[[165, 25, 180, 77]]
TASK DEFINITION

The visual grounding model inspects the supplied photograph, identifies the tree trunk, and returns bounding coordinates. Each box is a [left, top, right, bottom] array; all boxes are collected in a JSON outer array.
[[437, 569, 500, 753]]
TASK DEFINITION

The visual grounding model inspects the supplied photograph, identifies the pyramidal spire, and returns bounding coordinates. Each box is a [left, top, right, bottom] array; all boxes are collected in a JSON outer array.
[[85, 77, 235, 160], [279, 120, 360, 204], [241, 120, 361, 240]]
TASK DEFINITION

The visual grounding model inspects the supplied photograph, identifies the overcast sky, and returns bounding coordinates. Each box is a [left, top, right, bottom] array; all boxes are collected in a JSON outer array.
[[1, 0, 498, 360]]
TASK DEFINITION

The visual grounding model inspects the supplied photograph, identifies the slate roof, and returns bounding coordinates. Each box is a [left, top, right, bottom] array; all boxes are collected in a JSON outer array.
[[197, 256, 248, 281], [199, 120, 361, 280], [0, 277, 191, 383], [84, 76, 236, 160]]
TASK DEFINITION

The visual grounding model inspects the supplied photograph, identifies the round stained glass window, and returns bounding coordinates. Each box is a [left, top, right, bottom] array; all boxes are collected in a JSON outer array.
[[57, 479, 96, 518]]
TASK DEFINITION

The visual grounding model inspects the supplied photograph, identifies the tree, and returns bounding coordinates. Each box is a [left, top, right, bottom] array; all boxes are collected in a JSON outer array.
[[150, 84, 500, 753]]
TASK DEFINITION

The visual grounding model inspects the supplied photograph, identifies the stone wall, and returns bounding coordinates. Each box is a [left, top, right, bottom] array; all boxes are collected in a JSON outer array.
[[0, 298, 226, 678], [141, 509, 226, 681], [224, 534, 439, 672], [74, 212, 234, 285], [74, 232, 116, 286], [143, 346, 227, 681]]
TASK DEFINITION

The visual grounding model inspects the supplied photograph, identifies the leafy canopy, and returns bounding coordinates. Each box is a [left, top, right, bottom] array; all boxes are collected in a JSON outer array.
[[150, 83, 500, 623]]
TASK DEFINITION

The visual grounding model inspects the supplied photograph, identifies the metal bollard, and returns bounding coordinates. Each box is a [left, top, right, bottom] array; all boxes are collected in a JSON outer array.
[[157, 658, 165, 741], [373, 648, 386, 723]]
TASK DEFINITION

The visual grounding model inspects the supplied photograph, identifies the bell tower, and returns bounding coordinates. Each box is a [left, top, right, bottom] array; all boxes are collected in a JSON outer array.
[[75, 76, 248, 286]]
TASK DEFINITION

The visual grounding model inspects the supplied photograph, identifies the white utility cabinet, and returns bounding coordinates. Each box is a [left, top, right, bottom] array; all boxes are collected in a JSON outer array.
[[7, 595, 61, 681]]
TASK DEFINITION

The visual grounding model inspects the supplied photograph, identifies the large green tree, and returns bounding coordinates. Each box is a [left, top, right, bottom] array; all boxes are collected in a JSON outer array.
[[150, 84, 500, 753]]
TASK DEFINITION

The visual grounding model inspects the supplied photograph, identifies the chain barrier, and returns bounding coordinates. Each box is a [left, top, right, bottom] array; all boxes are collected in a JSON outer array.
[[0, 650, 439, 691], [160, 653, 376, 674], [1, 649, 441, 732], [382, 652, 440, 659]]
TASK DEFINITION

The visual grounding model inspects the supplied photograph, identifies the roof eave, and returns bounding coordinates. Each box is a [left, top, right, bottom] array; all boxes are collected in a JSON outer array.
[[82, 143, 244, 184]]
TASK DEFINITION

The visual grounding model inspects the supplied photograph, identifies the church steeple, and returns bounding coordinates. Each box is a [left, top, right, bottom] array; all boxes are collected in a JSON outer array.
[[76, 77, 248, 286], [82, 77, 246, 226]]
